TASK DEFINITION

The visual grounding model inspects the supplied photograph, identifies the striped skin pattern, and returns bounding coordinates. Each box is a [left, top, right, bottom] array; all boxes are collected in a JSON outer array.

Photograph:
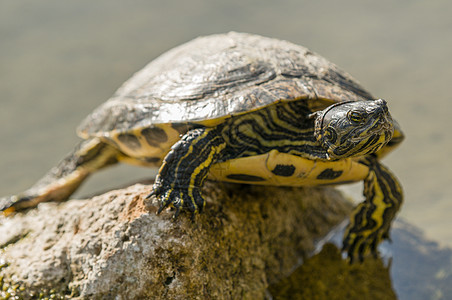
[[152, 100, 329, 215], [343, 155, 403, 262], [220, 100, 329, 161], [150, 127, 227, 216]]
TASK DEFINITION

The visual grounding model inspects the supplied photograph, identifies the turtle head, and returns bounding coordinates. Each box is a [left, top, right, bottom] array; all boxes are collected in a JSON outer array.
[[313, 99, 394, 160]]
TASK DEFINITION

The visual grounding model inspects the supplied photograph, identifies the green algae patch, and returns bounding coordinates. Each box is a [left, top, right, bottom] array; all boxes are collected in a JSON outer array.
[[268, 243, 396, 300], [0, 267, 70, 300]]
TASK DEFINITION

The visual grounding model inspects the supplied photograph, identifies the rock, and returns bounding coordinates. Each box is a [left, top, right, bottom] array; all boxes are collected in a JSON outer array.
[[0, 182, 352, 299]]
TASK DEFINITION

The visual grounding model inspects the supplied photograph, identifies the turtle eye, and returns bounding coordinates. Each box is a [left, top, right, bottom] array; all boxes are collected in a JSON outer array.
[[347, 110, 366, 124]]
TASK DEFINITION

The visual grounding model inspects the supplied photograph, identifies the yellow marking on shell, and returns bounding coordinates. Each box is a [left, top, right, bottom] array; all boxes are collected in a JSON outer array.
[[209, 150, 369, 186], [193, 115, 228, 127], [110, 124, 180, 163]]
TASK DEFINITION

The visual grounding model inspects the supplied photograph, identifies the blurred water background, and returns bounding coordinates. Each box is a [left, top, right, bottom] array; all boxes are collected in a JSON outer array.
[[1, 0, 451, 253]]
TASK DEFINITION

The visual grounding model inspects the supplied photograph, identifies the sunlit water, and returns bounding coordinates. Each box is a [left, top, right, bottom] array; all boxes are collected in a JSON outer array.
[[1, 0, 451, 296]]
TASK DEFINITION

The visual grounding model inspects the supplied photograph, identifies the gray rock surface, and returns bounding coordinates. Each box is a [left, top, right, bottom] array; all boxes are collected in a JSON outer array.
[[0, 182, 352, 299]]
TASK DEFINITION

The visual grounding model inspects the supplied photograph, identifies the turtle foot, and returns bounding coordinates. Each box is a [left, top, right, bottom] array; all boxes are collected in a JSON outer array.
[[147, 183, 205, 218], [342, 227, 388, 263]]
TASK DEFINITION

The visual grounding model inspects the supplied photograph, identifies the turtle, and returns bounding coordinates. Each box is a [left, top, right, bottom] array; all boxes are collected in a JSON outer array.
[[0, 32, 403, 262]]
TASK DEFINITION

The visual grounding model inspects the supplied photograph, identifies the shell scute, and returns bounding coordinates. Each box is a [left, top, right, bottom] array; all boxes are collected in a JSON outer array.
[[77, 32, 372, 138]]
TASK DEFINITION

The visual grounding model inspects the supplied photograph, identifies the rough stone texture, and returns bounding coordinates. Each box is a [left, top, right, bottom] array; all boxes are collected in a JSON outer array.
[[0, 182, 352, 299]]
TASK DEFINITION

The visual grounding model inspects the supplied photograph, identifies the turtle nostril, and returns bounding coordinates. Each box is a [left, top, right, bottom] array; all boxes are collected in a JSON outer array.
[[375, 99, 387, 106], [374, 99, 389, 113]]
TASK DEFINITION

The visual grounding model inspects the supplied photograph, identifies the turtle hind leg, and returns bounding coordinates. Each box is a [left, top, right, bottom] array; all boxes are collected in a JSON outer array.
[[1, 138, 121, 215], [342, 155, 403, 262]]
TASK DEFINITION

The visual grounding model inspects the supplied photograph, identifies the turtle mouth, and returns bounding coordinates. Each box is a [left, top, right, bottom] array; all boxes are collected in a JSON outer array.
[[351, 114, 394, 143], [349, 130, 391, 145], [351, 125, 392, 143]]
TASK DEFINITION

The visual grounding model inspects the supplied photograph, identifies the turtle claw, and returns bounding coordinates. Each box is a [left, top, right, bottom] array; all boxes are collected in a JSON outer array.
[[145, 190, 156, 200], [342, 239, 365, 264], [156, 203, 165, 215], [173, 207, 181, 219], [150, 183, 204, 219]]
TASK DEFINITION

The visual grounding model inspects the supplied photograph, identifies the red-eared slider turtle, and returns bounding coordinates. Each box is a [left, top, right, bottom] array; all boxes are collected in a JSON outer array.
[[1, 32, 404, 261]]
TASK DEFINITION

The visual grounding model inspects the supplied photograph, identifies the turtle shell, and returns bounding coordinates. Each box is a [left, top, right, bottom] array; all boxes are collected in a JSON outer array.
[[77, 32, 373, 139]]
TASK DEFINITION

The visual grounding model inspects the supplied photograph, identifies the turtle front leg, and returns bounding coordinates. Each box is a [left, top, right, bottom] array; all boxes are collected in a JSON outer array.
[[149, 127, 227, 217], [343, 155, 403, 262]]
